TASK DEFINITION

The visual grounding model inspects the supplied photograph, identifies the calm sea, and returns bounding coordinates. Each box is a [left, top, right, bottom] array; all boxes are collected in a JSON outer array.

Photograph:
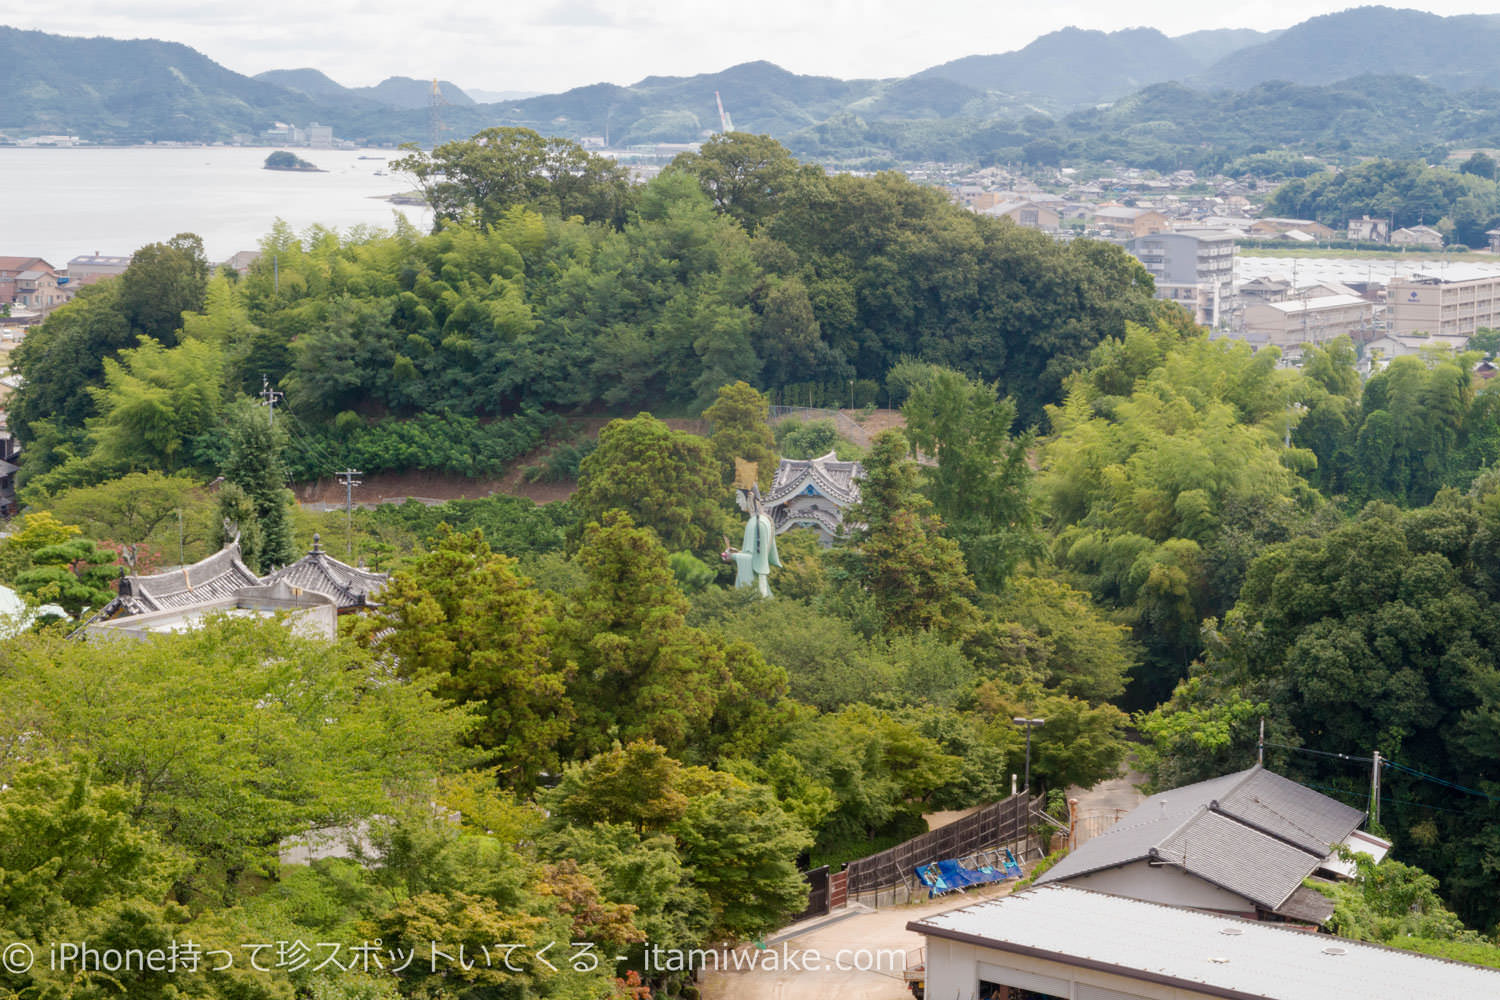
[[0, 146, 432, 265]]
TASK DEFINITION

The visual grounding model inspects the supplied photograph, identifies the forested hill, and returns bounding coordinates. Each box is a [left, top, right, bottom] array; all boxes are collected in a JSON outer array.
[[0, 26, 329, 142], [254, 69, 477, 109], [9, 7, 1500, 161], [15, 128, 1500, 985], [914, 26, 1254, 108], [1193, 6, 1500, 92]]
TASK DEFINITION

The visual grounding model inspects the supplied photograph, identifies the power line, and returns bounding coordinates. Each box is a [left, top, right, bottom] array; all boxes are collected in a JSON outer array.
[[1262, 741, 1374, 765], [1297, 779, 1468, 816], [1383, 760, 1500, 807], [1267, 741, 1500, 807]]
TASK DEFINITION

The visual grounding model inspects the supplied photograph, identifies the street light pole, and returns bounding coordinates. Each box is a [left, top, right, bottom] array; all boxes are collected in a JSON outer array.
[[1013, 717, 1046, 797]]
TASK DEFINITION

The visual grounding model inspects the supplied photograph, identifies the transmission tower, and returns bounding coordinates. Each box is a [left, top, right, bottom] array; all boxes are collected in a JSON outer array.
[[428, 78, 450, 150]]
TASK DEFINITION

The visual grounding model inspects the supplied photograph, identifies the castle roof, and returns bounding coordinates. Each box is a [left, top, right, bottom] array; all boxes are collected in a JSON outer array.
[[764, 451, 864, 508]]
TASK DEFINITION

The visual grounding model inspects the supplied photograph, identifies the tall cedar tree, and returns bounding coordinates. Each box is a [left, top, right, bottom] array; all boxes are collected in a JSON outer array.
[[836, 429, 979, 637]]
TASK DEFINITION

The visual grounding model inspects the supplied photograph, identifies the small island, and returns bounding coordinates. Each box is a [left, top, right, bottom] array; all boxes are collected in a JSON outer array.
[[263, 150, 323, 172]]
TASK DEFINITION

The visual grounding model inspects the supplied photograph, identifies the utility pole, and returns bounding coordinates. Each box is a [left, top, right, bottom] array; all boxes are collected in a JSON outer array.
[[337, 469, 362, 558], [1370, 750, 1383, 829], [259, 375, 284, 428], [1013, 717, 1046, 798], [1258, 718, 1265, 765]]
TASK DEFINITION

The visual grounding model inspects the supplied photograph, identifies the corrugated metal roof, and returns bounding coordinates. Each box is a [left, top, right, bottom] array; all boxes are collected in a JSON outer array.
[[1261, 294, 1369, 314], [908, 885, 1500, 1000]]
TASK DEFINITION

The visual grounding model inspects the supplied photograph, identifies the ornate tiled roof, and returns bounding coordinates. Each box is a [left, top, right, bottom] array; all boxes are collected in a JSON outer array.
[[773, 505, 845, 538], [104, 539, 263, 618], [764, 451, 864, 508], [262, 535, 388, 610]]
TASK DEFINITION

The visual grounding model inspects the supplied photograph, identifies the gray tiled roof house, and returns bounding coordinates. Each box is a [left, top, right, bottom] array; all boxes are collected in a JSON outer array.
[[1036, 765, 1366, 923]]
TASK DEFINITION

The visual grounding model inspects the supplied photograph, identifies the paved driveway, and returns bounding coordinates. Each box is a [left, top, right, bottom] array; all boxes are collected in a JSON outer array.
[[699, 882, 1017, 1000]]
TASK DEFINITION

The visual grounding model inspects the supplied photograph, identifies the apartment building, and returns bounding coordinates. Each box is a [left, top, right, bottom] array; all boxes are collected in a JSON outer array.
[[1387, 268, 1500, 337], [1127, 229, 1236, 327]]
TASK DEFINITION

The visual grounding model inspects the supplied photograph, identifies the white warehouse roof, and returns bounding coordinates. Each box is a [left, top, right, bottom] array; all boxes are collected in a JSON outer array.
[[908, 884, 1500, 1000]]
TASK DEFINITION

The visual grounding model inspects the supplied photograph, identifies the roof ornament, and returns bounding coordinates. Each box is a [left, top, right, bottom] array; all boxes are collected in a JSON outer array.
[[311, 532, 322, 554]]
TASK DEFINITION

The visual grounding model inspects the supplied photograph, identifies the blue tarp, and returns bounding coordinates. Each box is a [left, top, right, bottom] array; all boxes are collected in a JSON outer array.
[[915, 849, 1023, 897]]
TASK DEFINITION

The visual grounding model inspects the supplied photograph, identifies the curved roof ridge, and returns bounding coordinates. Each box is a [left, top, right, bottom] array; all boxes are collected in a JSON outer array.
[[126, 539, 247, 589]]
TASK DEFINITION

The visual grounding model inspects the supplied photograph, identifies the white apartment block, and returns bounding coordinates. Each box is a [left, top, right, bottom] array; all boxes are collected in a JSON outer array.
[[1387, 268, 1500, 338]]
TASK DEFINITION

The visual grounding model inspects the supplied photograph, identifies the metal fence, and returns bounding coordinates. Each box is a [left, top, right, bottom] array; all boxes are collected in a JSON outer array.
[[1072, 808, 1129, 848], [843, 793, 1036, 897]]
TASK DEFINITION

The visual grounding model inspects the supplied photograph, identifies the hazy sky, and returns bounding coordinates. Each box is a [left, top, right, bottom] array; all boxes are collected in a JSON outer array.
[[9, 1, 1500, 95]]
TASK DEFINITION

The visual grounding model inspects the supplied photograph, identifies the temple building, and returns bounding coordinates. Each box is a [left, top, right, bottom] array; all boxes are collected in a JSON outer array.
[[93, 540, 263, 621], [263, 534, 389, 612], [81, 535, 388, 640], [741, 451, 865, 545]]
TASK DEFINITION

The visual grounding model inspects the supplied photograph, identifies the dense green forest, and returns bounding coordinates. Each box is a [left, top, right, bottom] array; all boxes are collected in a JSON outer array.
[[10, 131, 1500, 999]]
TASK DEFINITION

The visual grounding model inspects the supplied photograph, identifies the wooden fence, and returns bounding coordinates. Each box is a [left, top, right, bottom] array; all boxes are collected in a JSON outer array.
[[843, 793, 1036, 897]]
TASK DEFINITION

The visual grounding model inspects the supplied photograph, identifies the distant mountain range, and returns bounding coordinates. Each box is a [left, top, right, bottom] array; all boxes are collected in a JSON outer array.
[[253, 69, 476, 110], [4, 7, 1500, 161]]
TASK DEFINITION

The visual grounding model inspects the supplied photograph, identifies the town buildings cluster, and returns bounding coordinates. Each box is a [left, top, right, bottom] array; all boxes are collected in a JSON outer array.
[[936, 163, 1500, 370]]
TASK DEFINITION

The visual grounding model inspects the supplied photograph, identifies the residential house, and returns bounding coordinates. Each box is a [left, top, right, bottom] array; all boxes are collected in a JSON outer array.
[[981, 199, 1059, 232], [1032, 765, 1380, 925], [1250, 218, 1335, 240], [0, 257, 66, 313], [1361, 332, 1474, 374], [1387, 267, 1500, 337], [1238, 276, 1292, 305], [1127, 229, 1236, 327], [907, 885, 1500, 1000], [1092, 206, 1170, 239], [1347, 216, 1390, 242], [1390, 225, 1445, 248]]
